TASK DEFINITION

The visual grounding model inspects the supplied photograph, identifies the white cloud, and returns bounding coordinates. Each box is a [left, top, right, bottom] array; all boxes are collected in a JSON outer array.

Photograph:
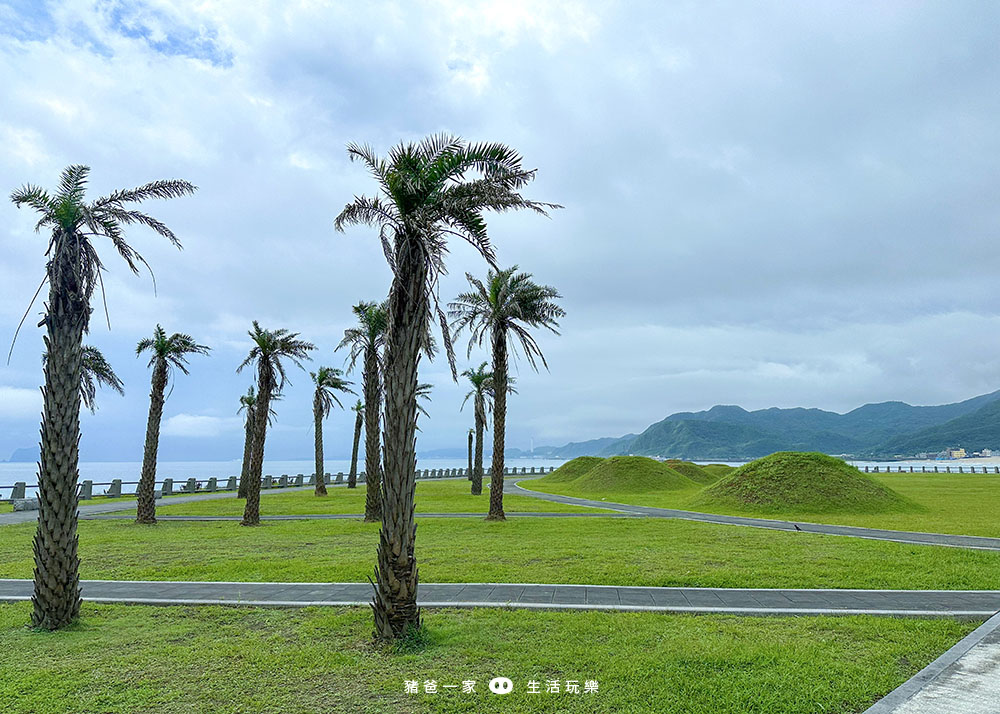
[[162, 414, 240, 438], [0, 386, 41, 419]]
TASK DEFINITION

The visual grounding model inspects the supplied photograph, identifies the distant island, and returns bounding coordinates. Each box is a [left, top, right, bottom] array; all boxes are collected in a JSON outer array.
[[527, 390, 1000, 461]]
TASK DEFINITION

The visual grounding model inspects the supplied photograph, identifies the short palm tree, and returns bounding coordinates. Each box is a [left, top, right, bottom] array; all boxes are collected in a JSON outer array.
[[467, 428, 474, 481], [238, 387, 279, 498], [237, 321, 315, 525], [450, 266, 564, 520], [135, 326, 210, 524], [335, 134, 556, 640], [348, 400, 363, 489], [44, 345, 124, 413], [461, 363, 492, 495], [10, 164, 195, 630], [311, 367, 354, 496], [337, 301, 387, 521]]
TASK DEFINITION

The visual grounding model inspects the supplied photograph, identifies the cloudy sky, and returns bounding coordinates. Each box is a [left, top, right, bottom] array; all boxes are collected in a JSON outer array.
[[1, 1, 998, 463]]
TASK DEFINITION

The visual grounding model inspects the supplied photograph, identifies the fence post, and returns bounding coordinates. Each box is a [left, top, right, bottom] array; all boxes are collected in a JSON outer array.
[[185, 477, 197, 493], [225, 476, 237, 491], [207, 477, 218, 492], [336, 472, 344, 484], [11, 482, 26, 499], [279, 475, 289, 488], [106, 479, 122, 498], [78, 480, 93, 500], [162, 478, 173, 496]]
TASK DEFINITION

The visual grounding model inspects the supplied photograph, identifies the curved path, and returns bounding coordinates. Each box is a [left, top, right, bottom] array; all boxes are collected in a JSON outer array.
[[1, 578, 997, 617], [509, 479, 1000, 551]]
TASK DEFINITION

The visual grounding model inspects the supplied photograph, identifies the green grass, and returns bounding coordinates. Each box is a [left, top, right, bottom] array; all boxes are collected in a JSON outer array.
[[696, 452, 915, 514], [662, 460, 719, 484], [0, 492, 202, 515], [1, 517, 999, 589], [0, 602, 975, 713], [144, 480, 599, 517], [525, 467, 1000, 537], [546, 456, 699, 494]]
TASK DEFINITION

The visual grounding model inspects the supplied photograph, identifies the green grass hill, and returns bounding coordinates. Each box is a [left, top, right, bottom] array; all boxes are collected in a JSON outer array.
[[540, 456, 699, 493], [663, 460, 721, 484], [701, 463, 737, 480], [695, 452, 915, 514]]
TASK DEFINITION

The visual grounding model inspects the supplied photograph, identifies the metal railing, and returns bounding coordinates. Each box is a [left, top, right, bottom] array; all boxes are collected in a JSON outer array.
[[0, 465, 556, 502]]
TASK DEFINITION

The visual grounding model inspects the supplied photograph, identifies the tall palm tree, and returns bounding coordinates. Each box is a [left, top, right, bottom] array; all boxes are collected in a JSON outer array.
[[348, 400, 363, 489], [337, 301, 388, 521], [311, 367, 354, 496], [44, 345, 124, 413], [334, 134, 556, 640], [450, 266, 564, 520], [237, 387, 278, 498], [135, 326, 210, 524], [461, 363, 492, 496], [10, 164, 195, 630], [237, 321, 315, 525]]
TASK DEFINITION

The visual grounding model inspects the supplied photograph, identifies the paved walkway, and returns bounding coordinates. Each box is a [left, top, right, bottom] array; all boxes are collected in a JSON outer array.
[[82, 512, 636, 521], [509, 480, 1000, 551], [863, 611, 1000, 713], [1, 579, 998, 616]]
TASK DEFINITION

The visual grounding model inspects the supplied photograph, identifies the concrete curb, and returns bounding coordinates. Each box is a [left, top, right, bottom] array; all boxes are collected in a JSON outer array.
[[862, 610, 1000, 712]]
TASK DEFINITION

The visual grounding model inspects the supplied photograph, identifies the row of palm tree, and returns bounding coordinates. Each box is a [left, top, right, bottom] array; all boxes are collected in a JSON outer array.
[[12, 135, 562, 642]]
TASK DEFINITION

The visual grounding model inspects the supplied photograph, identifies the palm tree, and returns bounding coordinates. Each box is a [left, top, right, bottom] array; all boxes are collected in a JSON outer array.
[[467, 428, 474, 481], [461, 363, 492, 496], [337, 301, 388, 521], [44, 345, 124, 413], [237, 387, 278, 498], [10, 164, 195, 630], [348, 400, 363, 489], [311, 367, 354, 496], [237, 321, 315, 525], [415, 382, 432, 428], [135, 326, 210, 524], [334, 134, 556, 640], [450, 266, 564, 520]]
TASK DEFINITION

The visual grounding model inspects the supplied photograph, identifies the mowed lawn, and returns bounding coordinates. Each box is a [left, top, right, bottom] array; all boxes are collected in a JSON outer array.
[[522, 472, 1000, 537], [148, 479, 599, 516], [1, 516, 999, 589], [0, 602, 976, 714]]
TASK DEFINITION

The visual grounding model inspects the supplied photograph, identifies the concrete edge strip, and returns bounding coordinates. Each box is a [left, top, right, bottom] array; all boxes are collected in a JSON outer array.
[[861, 610, 1000, 713], [0, 594, 993, 618], [2, 578, 999, 595]]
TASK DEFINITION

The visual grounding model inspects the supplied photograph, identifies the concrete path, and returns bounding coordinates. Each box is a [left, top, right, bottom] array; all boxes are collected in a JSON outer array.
[[863, 611, 1000, 713], [510, 480, 1000, 551], [81, 512, 636, 521], [1, 579, 998, 617]]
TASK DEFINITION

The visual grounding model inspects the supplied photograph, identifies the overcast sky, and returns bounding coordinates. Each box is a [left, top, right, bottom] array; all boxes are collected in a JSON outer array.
[[1, 1, 998, 463]]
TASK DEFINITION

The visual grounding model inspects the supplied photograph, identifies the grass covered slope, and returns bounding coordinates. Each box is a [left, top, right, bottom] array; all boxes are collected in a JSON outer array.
[[664, 460, 720, 485], [539, 456, 699, 493], [696, 452, 915, 514]]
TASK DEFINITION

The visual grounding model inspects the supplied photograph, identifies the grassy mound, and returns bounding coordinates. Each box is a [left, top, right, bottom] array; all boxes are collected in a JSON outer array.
[[663, 460, 719, 485], [565, 456, 699, 493], [701, 464, 736, 480], [695, 452, 915, 514], [544, 456, 606, 482]]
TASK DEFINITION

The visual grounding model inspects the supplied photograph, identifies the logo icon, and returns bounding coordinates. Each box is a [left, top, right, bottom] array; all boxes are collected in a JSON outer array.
[[488, 677, 513, 695]]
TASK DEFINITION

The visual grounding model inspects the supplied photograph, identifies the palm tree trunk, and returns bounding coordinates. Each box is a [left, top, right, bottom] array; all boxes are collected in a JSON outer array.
[[487, 326, 507, 521], [472, 397, 484, 496], [32, 230, 86, 630], [362, 347, 382, 521], [314, 397, 327, 496], [238, 411, 253, 498], [372, 234, 425, 640], [467, 430, 473, 482], [135, 359, 167, 524], [349, 410, 362, 488], [242, 371, 272, 526]]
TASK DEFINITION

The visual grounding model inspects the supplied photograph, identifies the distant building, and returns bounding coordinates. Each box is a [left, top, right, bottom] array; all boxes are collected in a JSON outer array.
[[947, 447, 967, 459]]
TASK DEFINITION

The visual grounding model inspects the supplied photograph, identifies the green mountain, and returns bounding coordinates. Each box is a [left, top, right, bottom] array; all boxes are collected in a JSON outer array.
[[541, 390, 1000, 460]]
